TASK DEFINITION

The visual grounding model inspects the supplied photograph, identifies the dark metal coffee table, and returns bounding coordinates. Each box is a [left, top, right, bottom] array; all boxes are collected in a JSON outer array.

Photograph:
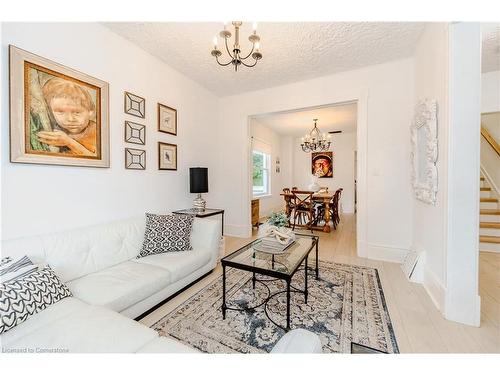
[[220, 234, 319, 331]]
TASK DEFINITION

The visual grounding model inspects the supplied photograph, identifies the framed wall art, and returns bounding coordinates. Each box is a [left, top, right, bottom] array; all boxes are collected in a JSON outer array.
[[125, 148, 146, 170], [124, 121, 146, 145], [158, 142, 177, 170], [158, 103, 177, 135], [124, 91, 145, 118], [9, 45, 110, 167], [312, 151, 333, 178]]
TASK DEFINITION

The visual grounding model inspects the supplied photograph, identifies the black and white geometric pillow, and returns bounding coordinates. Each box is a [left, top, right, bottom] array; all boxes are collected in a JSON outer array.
[[0, 256, 38, 284], [0, 265, 72, 334], [137, 213, 194, 258]]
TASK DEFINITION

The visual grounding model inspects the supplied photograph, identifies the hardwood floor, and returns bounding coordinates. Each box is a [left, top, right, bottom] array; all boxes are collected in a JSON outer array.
[[140, 213, 500, 353]]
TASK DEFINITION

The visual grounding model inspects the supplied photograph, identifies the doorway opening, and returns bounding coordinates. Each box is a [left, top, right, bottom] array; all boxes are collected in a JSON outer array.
[[247, 101, 358, 243]]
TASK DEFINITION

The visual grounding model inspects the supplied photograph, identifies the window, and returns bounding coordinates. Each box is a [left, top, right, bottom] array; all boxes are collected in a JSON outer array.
[[252, 150, 271, 196]]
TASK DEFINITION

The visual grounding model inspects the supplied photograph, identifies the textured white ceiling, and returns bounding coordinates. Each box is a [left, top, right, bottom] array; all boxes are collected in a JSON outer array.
[[482, 23, 500, 73], [252, 102, 357, 137], [104, 22, 426, 96]]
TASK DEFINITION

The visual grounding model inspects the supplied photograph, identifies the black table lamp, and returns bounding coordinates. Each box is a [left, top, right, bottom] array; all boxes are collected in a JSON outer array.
[[190, 167, 208, 212]]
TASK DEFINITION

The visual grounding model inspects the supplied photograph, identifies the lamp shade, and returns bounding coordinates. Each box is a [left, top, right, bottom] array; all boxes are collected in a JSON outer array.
[[190, 167, 208, 193]]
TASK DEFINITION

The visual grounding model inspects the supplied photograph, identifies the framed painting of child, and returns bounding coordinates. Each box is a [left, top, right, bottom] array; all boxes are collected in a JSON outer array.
[[9, 45, 110, 167]]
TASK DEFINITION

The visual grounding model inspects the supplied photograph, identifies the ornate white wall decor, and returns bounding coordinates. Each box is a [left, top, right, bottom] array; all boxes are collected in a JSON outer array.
[[411, 99, 438, 205]]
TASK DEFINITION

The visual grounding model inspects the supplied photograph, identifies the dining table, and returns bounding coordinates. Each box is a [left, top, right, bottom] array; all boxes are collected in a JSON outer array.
[[280, 191, 335, 233]]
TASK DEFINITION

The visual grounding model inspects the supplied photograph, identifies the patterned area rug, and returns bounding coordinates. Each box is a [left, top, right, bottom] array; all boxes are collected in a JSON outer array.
[[151, 261, 399, 353]]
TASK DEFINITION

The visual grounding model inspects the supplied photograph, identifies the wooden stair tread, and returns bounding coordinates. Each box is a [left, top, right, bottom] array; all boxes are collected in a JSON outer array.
[[481, 198, 498, 202], [480, 235, 500, 244], [480, 222, 500, 229], [480, 209, 500, 215], [480, 187, 492, 191], [480, 177, 485, 181]]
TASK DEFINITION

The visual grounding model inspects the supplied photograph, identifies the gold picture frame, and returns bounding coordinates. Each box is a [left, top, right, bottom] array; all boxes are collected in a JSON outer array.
[[9, 45, 110, 168]]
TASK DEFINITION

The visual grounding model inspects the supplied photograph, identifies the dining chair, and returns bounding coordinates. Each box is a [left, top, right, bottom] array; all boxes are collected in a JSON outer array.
[[332, 188, 343, 229], [290, 190, 314, 233], [282, 188, 293, 225], [315, 188, 343, 229]]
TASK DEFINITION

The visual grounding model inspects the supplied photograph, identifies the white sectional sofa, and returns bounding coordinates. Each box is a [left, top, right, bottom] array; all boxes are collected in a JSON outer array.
[[1, 215, 322, 353], [0, 216, 219, 353]]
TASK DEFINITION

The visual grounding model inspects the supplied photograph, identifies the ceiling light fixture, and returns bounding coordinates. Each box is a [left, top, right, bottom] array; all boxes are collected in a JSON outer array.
[[211, 21, 262, 71], [301, 119, 331, 153]]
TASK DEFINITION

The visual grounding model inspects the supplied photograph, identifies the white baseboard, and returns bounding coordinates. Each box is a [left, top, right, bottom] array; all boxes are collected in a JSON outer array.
[[362, 242, 409, 263], [224, 224, 251, 238], [423, 267, 446, 312]]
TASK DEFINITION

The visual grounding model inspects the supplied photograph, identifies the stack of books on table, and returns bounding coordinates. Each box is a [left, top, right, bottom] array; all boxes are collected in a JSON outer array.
[[257, 236, 294, 254]]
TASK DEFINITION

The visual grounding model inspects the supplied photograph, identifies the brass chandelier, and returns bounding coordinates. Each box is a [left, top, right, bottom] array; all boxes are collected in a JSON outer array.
[[301, 119, 332, 152], [211, 21, 262, 71]]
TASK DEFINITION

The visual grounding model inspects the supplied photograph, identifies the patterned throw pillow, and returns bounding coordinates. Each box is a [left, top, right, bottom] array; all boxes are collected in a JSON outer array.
[[137, 213, 194, 258], [0, 256, 38, 283], [0, 265, 72, 334]]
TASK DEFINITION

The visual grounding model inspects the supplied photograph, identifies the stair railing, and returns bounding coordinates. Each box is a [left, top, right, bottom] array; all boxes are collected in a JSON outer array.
[[481, 126, 500, 158]]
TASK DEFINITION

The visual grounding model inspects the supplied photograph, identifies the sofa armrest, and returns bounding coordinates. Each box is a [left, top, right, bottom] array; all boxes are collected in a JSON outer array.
[[271, 329, 323, 353], [190, 218, 220, 261]]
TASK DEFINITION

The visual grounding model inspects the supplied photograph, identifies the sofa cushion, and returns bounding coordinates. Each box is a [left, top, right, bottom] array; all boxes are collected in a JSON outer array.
[[136, 336, 198, 353], [0, 297, 86, 347], [133, 248, 211, 283], [3, 304, 158, 353], [67, 261, 170, 312], [1, 217, 146, 283], [138, 213, 194, 258], [0, 265, 72, 334], [270, 328, 323, 353]]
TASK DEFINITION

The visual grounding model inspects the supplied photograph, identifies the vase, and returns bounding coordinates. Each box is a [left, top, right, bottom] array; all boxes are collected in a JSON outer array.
[[308, 175, 320, 192]]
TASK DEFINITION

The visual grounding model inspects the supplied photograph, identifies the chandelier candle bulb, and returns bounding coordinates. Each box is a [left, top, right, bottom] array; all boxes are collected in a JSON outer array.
[[253, 22, 258, 32], [213, 36, 218, 49]]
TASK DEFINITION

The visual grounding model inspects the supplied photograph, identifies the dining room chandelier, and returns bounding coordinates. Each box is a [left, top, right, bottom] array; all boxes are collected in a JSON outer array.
[[211, 21, 262, 71], [300, 119, 332, 152]]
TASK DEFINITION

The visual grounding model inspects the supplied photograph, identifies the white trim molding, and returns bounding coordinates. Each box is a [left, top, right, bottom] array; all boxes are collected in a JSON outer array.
[[423, 266, 446, 312], [411, 99, 439, 205], [224, 224, 252, 238], [362, 241, 409, 263]]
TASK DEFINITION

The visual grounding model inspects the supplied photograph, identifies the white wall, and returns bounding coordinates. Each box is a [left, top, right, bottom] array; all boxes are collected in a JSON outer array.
[[292, 132, 356, 213], [481, 71, 500, 114], [1, 23, 219, 240], [249, 119, 290, 217], [213, 58, 414, 263], [412, 23, 449, 311], [412, 22, 482, 327]]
